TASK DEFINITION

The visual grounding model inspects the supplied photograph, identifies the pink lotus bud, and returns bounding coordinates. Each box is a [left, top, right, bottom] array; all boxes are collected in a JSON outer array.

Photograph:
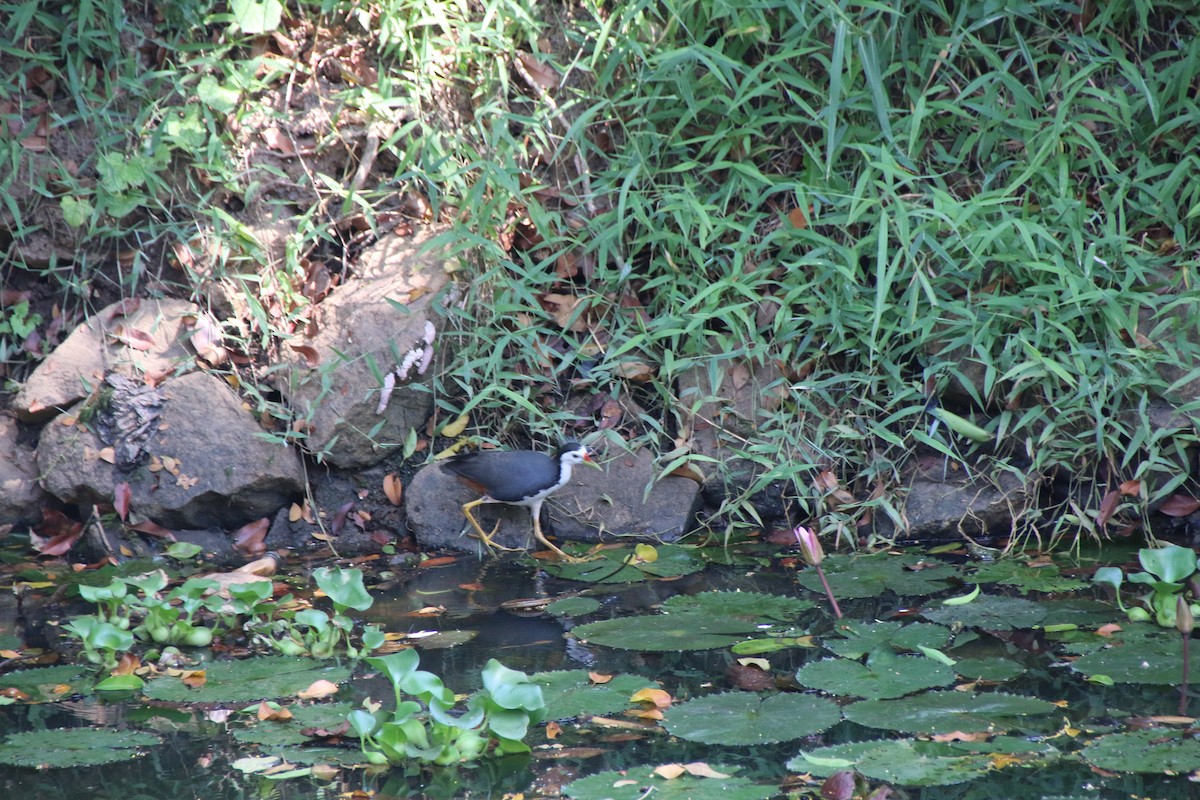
[[794, 526, 824, 566]]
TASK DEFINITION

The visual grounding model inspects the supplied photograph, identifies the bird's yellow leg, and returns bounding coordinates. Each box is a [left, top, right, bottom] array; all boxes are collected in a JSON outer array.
[[531, 516, 593, 563], [462, 499, 519, 552]]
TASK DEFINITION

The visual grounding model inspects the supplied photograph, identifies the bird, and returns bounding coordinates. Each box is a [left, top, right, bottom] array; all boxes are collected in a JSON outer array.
[[441, 440, 593, 561]]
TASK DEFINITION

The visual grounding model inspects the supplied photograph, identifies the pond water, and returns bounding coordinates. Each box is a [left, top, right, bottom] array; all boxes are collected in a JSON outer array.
[[1, 542, 1197, 799]]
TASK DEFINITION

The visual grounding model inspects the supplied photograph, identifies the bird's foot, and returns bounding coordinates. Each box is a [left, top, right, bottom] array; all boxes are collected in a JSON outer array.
[[469, 521, 522, 553]]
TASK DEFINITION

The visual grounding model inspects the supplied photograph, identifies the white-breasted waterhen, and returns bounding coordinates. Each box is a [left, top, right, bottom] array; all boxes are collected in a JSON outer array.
[[441, 441, 592, 560]]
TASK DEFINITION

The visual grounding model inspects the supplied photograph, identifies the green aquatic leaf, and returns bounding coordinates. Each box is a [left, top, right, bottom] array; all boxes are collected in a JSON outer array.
[[543, 545, 705, 583], [0, 665, 92, 702], [1081, 728, 1200, 773], [796, 650, 955, 700], [1069, 628, 1200, 684], [953, 656, 1025, 682], [972, 561, 1089, 594], [790, 739, 995, 787], [571, 614, 760, 651], [0, 728, 161, 768], [921, 594, 1046, 631], [660, 590, 814, 620], [823, 621, 951, 659], [565, 764, 774, 800], [795, 553, 958, 599], [664, 692, 840, 745], [844, 690, 1056, 734], [544, 597, 602, 617], [144, 656, 351, 702], [534, 670, 658, 719]]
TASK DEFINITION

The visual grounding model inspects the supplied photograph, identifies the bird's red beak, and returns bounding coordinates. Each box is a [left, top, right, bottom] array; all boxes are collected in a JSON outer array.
[[583, 451, 594, 462]]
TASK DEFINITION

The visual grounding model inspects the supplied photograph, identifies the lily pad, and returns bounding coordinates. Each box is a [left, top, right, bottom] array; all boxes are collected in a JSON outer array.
[[795, 650, 956, 699], [844, 690, 1056, 734], [970, 561, 1089, 594], [545, 597, 602, 617], [535, 670, 659, 719], [564, 764, 775, 800], [1069, 628, 1200, 684], [664, 692, 840, 745], [144, 656, 352, 703], [953, 656, 1025, 682], [795, 553, 958, 599], [571, 614, 760, 651], [0, 664, 92, 702], [1080, 728, 1200, 773], [543, 545, 705, 583], [822, 621, 951, 658], [660, 591, 813, 620], [0, 728, 161, 768], [921, 594, 1047, 631], [789, 739, 994, 786]]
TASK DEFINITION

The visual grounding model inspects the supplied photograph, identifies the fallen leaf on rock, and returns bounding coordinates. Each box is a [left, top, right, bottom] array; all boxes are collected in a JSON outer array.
[[290, 343, 321, 367], [114, 482, 132, 521], [383, 474, 403, 505], [233, 518, 269, 558]]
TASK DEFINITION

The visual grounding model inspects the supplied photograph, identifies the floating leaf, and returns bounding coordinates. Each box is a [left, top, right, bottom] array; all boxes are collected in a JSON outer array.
[[823, 621, 951, 658], [1069, 628, 1200, 684], [971, 561, 1089, 594], [1081, 728, 1200, 773], [544, 545, 705, 583], [790, 739, 994, 787], [571, 614, 760, 651], [564, 764, 774, 800], [0, 728, 161, 768], [664, 692, 840, 745], [535, 670, 659, 719], [921, 595, 1047, 631], [660, 591, 813, 620], [144, 657, 351, 703], [796, 650, 956, 699], [795, 554, 958, 599], [0, 665, 91, 703], [844, 691, 1055, 734], [544, 597, 602, 617], [953, 657, 1025, 682]]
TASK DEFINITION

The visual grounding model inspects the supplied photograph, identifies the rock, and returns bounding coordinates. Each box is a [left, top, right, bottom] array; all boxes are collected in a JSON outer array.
[[875, 467, 1029, 541], [405, 446, 702, 555], [0, 415, 46, 525], [13, 298, 206, 422], [37, 370, 304, 529], [276, 227, 453, 469], [678, 359, 791, 498], [557, 446, 702, 542]]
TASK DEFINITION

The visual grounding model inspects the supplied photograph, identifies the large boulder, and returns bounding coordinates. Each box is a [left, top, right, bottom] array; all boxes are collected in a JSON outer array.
[[275, 227, 453, 469], [13, 298, 207, 422], [37, 370, 304, 529], [0, 415, 46, 525], [405, 445, 702, 555]]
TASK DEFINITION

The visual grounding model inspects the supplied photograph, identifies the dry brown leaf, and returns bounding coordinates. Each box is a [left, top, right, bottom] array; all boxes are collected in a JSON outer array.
[[114, 482, 132, 522], [233, 518, 270, 558], [383, 473, 404, 506], [516, 53, 560, 90], [298, 679, 339, 700], [630, 687, 672, 708], [257, 701, 293, 721], [261, 127, 297, 156], [682, 762, 732, 779], [290, 344, 321, 367]]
